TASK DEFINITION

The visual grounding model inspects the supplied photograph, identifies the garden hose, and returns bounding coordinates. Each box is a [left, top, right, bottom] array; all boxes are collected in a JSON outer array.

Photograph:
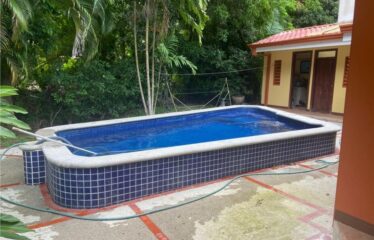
[[0, 142, 339, 222]]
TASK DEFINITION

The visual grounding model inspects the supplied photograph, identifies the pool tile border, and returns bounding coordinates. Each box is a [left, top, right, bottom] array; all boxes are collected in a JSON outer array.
[[23, 150, 46, 185], [46, 132, 336, 209]]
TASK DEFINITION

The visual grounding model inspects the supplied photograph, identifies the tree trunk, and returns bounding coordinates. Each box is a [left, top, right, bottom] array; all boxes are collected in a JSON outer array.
[[151, 1, 158, 113], [133, 1, 148, 115], [145, 0, 152, 114], [153, 64, 162, 111]]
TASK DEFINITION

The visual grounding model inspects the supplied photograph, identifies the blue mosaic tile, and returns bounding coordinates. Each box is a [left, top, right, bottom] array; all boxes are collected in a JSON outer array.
[[45, 132, 336, 209], [23, 150, 46, 185]]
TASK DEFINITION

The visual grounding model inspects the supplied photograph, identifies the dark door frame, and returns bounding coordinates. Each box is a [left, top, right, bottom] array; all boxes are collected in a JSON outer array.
[[310, 49, 338, 112], [288, 50, 313, 108]]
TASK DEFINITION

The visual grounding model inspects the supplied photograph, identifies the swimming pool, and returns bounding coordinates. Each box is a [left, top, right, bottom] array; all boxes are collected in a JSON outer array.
[[56, 107, 320, 156], [24, 106, 339, 208]]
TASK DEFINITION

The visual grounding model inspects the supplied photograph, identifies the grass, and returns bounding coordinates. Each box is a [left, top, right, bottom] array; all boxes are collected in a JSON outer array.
[[0, 133, 35, 148]]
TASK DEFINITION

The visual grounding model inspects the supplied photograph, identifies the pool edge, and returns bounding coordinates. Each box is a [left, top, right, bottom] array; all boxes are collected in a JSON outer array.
[[39, 105, 340, 168]]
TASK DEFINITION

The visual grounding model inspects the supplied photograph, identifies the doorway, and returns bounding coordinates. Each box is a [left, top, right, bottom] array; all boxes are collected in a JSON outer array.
[[290, 51, 312, 109], [312, 50, 337, 113]]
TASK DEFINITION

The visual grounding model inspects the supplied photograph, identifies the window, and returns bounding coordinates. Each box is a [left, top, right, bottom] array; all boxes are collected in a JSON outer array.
[[343, 56, 350, 87], [273, 60, 281, 85], [318, 50, 336, 58]]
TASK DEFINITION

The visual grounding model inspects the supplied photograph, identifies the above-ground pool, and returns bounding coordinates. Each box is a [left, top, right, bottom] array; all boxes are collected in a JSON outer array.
[[57, 107, 320, 156], [22, 106, 340, 209]]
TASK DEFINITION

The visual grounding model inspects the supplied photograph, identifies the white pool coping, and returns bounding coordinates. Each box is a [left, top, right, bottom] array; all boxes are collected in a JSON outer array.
[[30, 105, 340, 168]]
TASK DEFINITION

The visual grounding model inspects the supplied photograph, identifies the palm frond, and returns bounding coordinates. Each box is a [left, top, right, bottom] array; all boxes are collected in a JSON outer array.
[[3, 0, 32, 30], [0, 14, 9, 51], [0, 86, 30, 138], [70, 2, 94, 58], [69, 0, 112, 60], [177, 0, 208, 44], [0, 0, 32, 50], [4, 51, 28, 85], [92, 0, 106, 22], [100, 7, 115, 35], [157, 34, 197, 73]]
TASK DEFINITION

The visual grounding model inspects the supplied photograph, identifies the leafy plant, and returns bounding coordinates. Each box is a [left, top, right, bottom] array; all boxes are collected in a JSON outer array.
[[230, 79, 251, 96], [290, 0, 338, 28], [1, 0, 114, 86], [157, 35, 197, 74], [0, 0, 33, 85], [133, 0, 208, 115], [173, 0, 294, 104], [0, 213, 33, 240], [48, 59, 141, 123], [0, 86, 30, 138], [0, 0, 339, 127]]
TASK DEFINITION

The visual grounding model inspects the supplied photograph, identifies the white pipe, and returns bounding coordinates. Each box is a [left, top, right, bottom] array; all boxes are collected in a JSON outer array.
[[12, 127, 97, 156]]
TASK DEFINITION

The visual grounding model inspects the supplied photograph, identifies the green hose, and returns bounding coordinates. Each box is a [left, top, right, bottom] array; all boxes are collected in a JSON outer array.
[[0, 142, 338, 221]]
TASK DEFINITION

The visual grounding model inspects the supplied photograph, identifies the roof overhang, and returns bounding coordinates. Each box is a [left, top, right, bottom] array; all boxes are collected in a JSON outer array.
[[249, 23, 353, 56], [252, 35, 351, 55]]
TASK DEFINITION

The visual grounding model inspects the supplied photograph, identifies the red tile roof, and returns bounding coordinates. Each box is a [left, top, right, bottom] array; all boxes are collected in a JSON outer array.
[[249, 23, 353, 54]]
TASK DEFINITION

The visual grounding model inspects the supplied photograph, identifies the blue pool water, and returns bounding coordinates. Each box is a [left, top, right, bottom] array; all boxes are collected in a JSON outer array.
[[57, 108, 320, 156]]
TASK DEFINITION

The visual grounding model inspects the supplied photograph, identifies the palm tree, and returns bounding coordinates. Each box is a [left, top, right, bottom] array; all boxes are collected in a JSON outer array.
[[0, 0, 32, 85], [62, 0, 114, 60], [133, 0, 208, 115], [0, 0, 112, 85], [0, 0, 32, 49]]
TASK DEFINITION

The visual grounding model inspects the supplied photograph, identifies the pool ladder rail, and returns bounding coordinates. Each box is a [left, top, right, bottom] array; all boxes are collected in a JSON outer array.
[[12, 127, 98, 156]]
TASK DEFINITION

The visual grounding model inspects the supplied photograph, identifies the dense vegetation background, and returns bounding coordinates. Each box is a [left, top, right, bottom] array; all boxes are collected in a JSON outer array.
[[1, 0, 338, 130]]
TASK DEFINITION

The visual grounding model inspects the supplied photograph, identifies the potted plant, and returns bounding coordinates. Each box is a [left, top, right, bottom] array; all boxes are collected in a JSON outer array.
[[230, 79, 248, 105], [231, 94, 245, 105]]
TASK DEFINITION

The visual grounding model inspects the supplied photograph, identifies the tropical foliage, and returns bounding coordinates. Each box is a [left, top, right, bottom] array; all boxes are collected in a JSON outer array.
[[0, 86, 30, 138], [0, 0, 338, 129], [174, 0, 296, 102], [132, 0, 209, 115], [0, 213, 32, 240], [0, 0, 33, 85], [291, 0, 339, 27]]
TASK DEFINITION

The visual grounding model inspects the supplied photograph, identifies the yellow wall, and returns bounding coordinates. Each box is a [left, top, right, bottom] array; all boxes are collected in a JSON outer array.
[[267, 51, 293, 107], [332, 45, 350, 113], [260, 45, 350, 113]]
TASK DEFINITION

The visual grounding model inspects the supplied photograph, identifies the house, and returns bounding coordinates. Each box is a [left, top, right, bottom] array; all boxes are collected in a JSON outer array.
[[249, 0, 355, 114]]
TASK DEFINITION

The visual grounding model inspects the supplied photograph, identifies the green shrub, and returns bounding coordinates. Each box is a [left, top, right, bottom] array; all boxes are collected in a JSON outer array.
[[50, 59, 142, 123], [16, 59, 142, 128]]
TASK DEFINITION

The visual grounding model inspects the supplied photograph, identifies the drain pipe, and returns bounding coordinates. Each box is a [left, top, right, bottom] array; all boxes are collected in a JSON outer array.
[[12, 127, 98, 156]]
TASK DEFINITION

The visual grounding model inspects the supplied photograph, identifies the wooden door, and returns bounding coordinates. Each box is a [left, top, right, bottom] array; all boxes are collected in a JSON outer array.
[[312, 57, 336, 112]]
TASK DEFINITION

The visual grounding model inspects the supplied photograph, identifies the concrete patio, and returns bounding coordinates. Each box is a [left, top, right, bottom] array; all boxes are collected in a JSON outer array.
[[0, 153, 340, 240], [272, 107, 343, 124]]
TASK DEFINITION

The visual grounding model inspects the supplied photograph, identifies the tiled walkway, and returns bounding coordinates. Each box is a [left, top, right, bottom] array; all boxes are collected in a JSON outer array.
[[274, 107, 343, 124]]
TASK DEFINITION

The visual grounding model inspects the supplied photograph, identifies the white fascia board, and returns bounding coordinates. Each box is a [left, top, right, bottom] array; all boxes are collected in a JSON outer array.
[[343, 32, 352, 42], [256, 39, 351, 53]]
